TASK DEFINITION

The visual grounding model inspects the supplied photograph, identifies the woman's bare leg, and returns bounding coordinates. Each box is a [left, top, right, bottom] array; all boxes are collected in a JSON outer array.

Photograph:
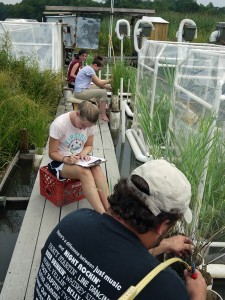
[[60, 164, 105, 213], [99, 101, 109, 122], [90, 165, 110, 211]]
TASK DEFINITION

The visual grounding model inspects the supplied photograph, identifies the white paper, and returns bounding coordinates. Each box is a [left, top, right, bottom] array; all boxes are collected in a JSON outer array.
[[75, 155, 106, 168]]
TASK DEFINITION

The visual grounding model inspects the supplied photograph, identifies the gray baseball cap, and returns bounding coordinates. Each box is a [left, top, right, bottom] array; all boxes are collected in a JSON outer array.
[[127, 159, 192, 223]]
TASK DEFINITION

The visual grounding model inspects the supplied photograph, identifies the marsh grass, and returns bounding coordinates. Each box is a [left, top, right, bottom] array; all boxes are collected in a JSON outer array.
[[0, 34, 61, 174], [110, 59, 133, 95], [138, 96, 225, 260], [160, 11, 221, 43], [136, 94, 172, 159], [78, 12, 222, 56], [136, 61, 225, 259], [166, 107, 225, 249]]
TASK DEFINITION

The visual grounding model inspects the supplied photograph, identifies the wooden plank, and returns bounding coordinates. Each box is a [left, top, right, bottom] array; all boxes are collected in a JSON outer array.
[[0, 155, 51, 300], [78, 198, 92, 210], [25, 199, 60, 300], [0, 173, 46, 300], [99, 122, 120, 189], [0, 151, 19, 191], [60, 201, 79, 220], [44, 6, 155, 15], [93, 123, 107, 176]]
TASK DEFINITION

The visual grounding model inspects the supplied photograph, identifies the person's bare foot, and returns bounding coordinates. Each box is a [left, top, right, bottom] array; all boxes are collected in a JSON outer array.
[[100, 114, 109, 122]]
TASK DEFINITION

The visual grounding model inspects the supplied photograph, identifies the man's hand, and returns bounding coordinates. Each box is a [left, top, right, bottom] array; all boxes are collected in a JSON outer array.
[[184, 269, 207, 300], [161, 235, 193, 256], [149, 235, 193, 257]]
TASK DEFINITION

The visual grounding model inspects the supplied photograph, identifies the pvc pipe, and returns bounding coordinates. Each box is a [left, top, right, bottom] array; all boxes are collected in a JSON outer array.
[[132, 129, 149, 156], [191, 79, 223, 237], [121, 100, 126, 143], [120, 77, 123, 111], [177, 19, 197, 43], [106, 63, 109, 80], [115, 19, 130, 40], [121, 38, 123, 61], [207, 264, 225, 279], [134, 19, 154, 53], [209, 242, 225, 247], [107, 92, 132, 97], [124, 100, 134, 117], [127, 78, 130, 101], [175, 83, 212, 110], [121, 100, 134, 143], [209, 30, 219, 43], [126, 129, 152, 162]]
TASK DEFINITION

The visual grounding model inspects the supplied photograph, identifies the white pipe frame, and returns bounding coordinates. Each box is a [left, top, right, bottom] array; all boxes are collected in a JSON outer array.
[[133, 19, 154, 53], [209, 30, 220, 43], [115, 19, 130, 40], [169, 48, 225, 237], [121, 100, 134, 143], [177, 19, 197, 43], [121, 42, 225, 278], [125, 43, 225, 166], [115, 19, 130, 61], [126, 129, 152, 162]]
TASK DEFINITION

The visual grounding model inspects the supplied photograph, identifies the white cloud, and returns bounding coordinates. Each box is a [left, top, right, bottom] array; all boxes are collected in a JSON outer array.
[[196, 0, 224, 7], [1, 0, 22, 4], [1, 0, 224, 7]]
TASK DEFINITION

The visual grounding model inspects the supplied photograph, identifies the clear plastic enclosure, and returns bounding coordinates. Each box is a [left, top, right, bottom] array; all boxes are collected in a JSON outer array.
[[0, 21, 62, 71]]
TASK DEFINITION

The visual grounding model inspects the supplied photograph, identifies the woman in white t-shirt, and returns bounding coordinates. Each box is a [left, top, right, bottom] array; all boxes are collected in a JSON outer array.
[[48, 101, 109, 213], [74, 55, 112, 122]]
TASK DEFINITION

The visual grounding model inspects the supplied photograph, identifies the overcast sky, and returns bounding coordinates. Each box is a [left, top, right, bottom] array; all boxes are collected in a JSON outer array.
[[1, 0, 22, 3], [1, 0, 224, 7], [196, 0, 224, 6]]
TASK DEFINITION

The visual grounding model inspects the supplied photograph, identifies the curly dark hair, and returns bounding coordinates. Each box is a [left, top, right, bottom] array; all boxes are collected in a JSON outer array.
[[108, 176, 182, 234]]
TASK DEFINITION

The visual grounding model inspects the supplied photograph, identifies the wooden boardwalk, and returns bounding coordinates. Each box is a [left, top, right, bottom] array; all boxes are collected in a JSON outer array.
[[0, 100, 120, 300]]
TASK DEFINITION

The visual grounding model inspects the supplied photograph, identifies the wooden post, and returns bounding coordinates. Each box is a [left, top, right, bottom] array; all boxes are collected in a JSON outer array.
[[20, 128, 29, 153]]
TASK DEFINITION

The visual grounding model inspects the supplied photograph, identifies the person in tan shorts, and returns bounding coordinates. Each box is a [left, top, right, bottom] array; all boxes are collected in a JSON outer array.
[[74, 55, 112, 122]]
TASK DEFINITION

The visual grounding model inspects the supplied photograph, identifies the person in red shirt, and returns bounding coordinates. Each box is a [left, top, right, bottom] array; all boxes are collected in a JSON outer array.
[[66, 49, 88, 88]]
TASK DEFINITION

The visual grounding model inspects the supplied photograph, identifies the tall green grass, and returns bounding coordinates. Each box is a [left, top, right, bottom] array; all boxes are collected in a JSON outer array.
[[159, 11, 221, 43], [136, 59, 225, 251], [0, 34, 61, 174]]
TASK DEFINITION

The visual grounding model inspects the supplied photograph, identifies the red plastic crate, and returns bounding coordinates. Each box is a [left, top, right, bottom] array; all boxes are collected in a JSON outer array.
[[40, 166, 85, 207]]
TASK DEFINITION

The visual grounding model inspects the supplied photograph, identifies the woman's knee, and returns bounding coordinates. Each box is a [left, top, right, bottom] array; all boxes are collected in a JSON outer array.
[[91, 165, 103, 175], [79, 167, 94, 180]]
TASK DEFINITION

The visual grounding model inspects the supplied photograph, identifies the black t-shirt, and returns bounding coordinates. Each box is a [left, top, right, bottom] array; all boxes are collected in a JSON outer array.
[[34, 209, 189, 300]]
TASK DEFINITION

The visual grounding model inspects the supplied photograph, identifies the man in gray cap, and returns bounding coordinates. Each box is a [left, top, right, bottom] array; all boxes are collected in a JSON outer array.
[[34, 159, 206, 300]]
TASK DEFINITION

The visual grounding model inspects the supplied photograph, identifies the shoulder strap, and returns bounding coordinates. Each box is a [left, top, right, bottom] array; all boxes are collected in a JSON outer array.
[[118, 257, 189, 300]]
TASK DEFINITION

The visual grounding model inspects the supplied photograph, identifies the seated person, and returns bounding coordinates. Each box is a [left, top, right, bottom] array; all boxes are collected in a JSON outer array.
[[74, 55, 112, 122], [66, 49, 88, 89], [48, 101, 109, 213]]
